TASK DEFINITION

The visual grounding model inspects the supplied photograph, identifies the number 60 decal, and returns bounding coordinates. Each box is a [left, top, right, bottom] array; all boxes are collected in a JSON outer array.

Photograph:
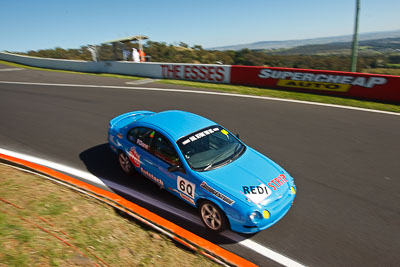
[[177, 176, 196, 199]]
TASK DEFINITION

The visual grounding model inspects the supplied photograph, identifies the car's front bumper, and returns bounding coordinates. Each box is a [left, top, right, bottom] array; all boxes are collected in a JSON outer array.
[[229, 185, 296, 234]]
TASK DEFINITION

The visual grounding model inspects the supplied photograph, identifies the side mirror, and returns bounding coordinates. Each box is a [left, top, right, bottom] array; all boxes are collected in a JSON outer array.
[[236, 133, 240, 139], [168, 164, 186, 174]]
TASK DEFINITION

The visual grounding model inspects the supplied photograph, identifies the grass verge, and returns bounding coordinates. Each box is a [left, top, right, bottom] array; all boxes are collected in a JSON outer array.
[[0, 164, 218, 267], [1, 59, 399, 113], [158, 79, 400, 113], [363, 68, 400, 76]]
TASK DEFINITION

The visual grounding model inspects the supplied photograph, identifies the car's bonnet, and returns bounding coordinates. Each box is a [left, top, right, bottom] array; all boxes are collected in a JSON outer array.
[[198, 147, 290, 206]]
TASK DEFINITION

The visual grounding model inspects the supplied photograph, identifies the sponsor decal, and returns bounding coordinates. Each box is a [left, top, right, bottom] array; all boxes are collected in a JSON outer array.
[[267, 174, 288, 191], [140, 167, 164, 188], [161, 65, 226, 82], [177, 176, 196, 199], [109, 134, 122, 149], [182, 127, 220, 146], [258, 69, 387, 91], [180, 193, 196, 205], [128, 147, 140, 167], [242, 182, 272, 204], [221, 129, 229, 135], [109, 134, 116, 144], [200, 181, 235, 206], [168, 186, 196, 205], [137, 139, 149, 150]]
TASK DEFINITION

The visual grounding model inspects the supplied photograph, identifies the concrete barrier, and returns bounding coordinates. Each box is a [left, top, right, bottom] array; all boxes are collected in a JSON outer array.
[[0, 52, 231, 83], [0, 52, 100, 73], [1, 52, 399, 103]]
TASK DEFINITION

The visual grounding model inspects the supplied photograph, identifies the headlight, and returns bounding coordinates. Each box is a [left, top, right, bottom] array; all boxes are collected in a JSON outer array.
[[249, 211, 262, 222]]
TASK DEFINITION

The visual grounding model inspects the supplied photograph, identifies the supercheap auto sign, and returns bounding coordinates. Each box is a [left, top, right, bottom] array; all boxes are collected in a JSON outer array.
[[259, 69, 386, 92], [230, 66, 400, 103]]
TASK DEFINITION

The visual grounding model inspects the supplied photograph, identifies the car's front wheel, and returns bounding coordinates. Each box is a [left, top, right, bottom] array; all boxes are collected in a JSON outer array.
[[199, 200, 228, 232], [118, 151, 135, 175]]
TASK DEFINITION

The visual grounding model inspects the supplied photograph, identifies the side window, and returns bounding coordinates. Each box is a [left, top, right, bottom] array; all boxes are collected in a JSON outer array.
[[127, 127, 155, 150], [152, 133, 181, 165], [127, 128, 139, 142]]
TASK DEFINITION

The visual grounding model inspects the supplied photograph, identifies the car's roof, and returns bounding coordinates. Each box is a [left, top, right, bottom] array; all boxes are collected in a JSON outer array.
[[139, 110, 216, 141]]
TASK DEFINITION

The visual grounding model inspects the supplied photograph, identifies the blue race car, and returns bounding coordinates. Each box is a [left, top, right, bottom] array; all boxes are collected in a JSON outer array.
[[108, 110, 296, 234]]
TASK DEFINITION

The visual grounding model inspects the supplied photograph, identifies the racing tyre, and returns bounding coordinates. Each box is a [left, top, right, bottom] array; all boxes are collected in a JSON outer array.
[[199, 200, 228, 232], [118, 151, 135, 175]]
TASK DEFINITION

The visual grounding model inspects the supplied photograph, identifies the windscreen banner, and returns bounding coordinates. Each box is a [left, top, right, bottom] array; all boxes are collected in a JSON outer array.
[[230, 66, 400, 103]]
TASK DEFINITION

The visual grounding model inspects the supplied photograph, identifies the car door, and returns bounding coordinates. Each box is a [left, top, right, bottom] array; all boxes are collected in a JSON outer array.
[[149, 132, 197, 206], [124, 127, 165, 188]]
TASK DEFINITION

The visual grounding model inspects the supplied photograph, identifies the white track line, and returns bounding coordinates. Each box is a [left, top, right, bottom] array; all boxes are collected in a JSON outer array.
[[125, 78, 159, 85], [0, 147, 306, 267], [0, 148, 200, 223], [0, 68, 24, 72], [222, 231, 306, 267], [0, 161, 230, 267], [0, 80, 398, 116]]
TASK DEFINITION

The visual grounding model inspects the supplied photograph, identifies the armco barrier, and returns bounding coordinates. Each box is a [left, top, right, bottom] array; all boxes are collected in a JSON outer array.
[[230, 65, 400, 103], [1, 52, 399, 103]]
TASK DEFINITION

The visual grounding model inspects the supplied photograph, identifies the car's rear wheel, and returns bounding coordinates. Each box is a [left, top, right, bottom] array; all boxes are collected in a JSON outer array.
[[199, 200, 228, 232], [118, 151, 135, 175]]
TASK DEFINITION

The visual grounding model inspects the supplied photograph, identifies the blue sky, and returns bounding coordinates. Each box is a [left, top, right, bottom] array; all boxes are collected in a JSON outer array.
[[1, 0, 399, 52]]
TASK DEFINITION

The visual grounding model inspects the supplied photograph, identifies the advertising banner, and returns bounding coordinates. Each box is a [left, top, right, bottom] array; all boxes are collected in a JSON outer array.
[[230, 66, 400, 103], [160, 64, 230, 83]]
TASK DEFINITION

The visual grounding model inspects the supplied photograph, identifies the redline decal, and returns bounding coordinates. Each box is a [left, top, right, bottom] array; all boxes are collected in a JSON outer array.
[[242, 183, 272, 204], [267, 182, 276, 191], [274, 177, 283, 186], [242, 185, 270, 195], [267, 174, 288, 191], [128, 147, 140, 167]]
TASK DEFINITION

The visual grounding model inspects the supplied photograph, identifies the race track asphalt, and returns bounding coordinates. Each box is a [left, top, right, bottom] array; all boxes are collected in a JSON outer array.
[[1, 64, 399, 266]]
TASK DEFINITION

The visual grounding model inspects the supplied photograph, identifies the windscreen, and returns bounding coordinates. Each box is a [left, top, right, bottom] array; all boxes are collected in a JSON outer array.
[[177, 126, 245, 171]]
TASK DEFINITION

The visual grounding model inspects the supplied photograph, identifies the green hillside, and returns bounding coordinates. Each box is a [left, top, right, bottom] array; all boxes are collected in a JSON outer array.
[[8, 38, 400, 74]]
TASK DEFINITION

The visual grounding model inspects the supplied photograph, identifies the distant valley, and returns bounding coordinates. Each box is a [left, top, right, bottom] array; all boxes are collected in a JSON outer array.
[[270, 37, 400, 55], [210, 29, 400, 53]]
